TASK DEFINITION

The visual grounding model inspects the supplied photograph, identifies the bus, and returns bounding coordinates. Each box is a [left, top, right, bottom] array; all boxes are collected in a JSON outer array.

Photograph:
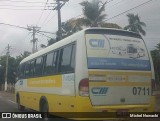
[[15, 28, 155, 119]]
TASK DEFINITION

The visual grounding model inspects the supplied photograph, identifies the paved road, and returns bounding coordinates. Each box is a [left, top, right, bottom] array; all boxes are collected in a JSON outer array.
[[0, 91, 160, 121], [0, 91, 72, 121]]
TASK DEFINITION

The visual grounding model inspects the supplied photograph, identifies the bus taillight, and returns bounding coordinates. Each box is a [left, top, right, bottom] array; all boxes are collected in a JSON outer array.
[[79, 78, 89, 96]]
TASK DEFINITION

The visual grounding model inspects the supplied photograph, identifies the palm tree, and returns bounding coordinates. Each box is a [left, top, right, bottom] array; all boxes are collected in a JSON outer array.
[[74, 0, 121, 29], [61, 19, 82, 38], [76, 0, 107, 27], [124, 13, 146, 36], [151, 43, 160, 88]]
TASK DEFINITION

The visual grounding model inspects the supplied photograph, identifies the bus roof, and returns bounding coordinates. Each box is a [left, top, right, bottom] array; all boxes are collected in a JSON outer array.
[[20, 27, 142, 64]]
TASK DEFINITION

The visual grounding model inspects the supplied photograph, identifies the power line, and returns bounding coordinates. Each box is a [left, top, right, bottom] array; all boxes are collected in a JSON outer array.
[[36, 0, 49, 26], [40, 12, 57, 29], [0, 22, 28, 30], [41, 0, 71, 29], [103, 0, 154, 22], [37, 30, 56, 35], [45, 0, 69, 40], [60, 0, 114, 24], [0, 0, 47, 4], [40, 10, 53, 28], [0, 22, 56, 34], [0, 5, 46, 8], [106, 0, 125, 9], [37, 32, 53, 39], [0, 8, 46, 10]]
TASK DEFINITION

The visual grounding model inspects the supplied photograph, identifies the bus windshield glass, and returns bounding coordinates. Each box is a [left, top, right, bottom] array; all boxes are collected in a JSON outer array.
[[85, 29, 151, 71]]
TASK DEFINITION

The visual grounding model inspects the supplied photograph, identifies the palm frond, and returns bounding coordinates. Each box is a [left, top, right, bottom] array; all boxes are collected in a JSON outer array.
[[138, 25, 146, 36], [101, 23, 122, 29], [124, 25, 130, 30], [139, 22, 146, 27], [79, 0, 107, 27], [125, 13, 146, 36], [98, 1, 107, 16]]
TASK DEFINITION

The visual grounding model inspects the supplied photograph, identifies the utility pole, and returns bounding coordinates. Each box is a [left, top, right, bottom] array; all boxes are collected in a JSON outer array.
[[57, 0, 62, 40], [4, 44, 10, 91], [27, 26, 40, 53], [54, 0, 69, 41]]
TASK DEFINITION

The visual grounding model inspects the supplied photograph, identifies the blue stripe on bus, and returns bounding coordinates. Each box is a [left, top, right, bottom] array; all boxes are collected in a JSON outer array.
[[87, 57, 151, 71]]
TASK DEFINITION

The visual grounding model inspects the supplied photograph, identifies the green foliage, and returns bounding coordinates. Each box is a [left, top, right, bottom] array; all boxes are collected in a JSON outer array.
[[41, 19, 82, 47], [41, 0, 121, 47], [151, 43, 160, 83], [124, 13, 146, 36], [0, 51, 31, 84], [61, 19, 82, 38], [79, 0, 107, 27], [151, 43, 160, 61], [0, 56, 17, 84], [100, 23, 122, 29], [47, 38, 56, 46], [74, 0, 121, 29]]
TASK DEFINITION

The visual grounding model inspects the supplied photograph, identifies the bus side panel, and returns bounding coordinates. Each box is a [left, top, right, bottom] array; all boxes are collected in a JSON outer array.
[[74, 33, 89, 95]]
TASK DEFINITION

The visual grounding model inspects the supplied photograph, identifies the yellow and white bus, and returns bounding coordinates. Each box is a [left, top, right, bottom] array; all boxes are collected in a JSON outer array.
[[15, 28, 155, 118]]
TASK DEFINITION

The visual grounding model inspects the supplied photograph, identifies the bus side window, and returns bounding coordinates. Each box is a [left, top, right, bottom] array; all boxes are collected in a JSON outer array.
[[19, 63, 25, 79], [71, 44, 75, 71], [53, 50, 59, 74], [29, 60, 35, 77], [35, 57, 43, 76], [44, 52, 54, 75], [24, 62, 30, 78], [58, 44, 75, 73]]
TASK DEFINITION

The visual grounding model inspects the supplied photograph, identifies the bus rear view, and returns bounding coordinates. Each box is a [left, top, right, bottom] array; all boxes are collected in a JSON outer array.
[[84, 29, 155, 112]]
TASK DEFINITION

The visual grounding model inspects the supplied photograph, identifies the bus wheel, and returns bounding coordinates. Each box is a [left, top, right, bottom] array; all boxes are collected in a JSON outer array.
[[40, 100, 49, 121], [17, 95, 25, 111]]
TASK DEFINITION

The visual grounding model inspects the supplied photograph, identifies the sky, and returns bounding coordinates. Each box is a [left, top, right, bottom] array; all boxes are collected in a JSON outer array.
[[0, 0, 160, 57]]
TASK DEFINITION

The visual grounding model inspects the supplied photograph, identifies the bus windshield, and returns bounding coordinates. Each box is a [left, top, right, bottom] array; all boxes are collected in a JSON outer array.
[[85, 29, 151, 71]]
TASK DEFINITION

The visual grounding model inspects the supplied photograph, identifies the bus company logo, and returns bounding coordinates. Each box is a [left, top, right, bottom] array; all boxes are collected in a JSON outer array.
[[19, 80, 23, 85], [91, 87, 108, 96], [89, 39, 105, 48]]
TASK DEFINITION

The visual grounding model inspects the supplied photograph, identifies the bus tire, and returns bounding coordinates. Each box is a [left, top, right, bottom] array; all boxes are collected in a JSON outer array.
[[40, 99, 49, 121], [17, 94, 25, 111]]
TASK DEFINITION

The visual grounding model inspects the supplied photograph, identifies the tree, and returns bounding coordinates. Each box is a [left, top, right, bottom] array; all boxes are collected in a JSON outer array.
[[0, 56, 17, 84], [151, 43, 160, 61], [124, 13, 146, 36], [16, 51, 31, 63], [73, 0, 121, 29], [151, 43, 160, 87], [40, 38, 57, 48], [0, 51, 31, 85], [41, 19, 82, 48], [76, 0, 107, 27], [40, 0, 121, 47], [100, 23, 121, 29], [61, 19, 82, 38]]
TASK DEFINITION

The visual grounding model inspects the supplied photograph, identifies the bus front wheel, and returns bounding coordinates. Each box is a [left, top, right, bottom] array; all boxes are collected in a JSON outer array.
[[40, 100, 49, 121], [17, 95, 25, 111]]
